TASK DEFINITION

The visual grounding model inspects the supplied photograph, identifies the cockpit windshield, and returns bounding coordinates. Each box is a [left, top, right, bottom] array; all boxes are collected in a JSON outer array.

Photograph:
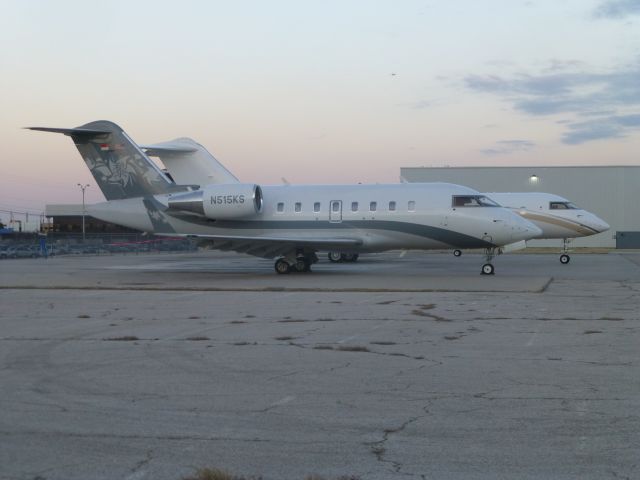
[[452, 195, 501, 207], [549, 201, 579, 210]]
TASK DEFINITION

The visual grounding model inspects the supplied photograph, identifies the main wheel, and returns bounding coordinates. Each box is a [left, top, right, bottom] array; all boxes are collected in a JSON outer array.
[[274, 258, 291, 274], [328, 252, 342, 263], [453, 249, 462, 257], [481, 263, 495, 275], [294, 259, 312, 273], [560, 254, 570, 264], [341, 253, 357, 262]]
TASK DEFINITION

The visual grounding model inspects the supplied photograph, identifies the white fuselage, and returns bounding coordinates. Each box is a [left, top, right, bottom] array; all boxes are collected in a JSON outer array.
[[486, 192, 609, 239], [89, 183, 541, 253]]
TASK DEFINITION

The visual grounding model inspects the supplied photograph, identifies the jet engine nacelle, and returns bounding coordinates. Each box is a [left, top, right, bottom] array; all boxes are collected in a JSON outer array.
[[168, 183, 263, 219]]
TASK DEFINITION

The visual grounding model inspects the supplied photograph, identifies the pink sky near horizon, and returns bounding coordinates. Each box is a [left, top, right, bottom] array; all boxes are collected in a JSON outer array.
[[1, 0, 639, 220]]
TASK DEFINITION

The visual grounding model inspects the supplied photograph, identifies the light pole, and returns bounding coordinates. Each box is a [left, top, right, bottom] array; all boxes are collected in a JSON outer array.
[[77, 183, 89, 242]]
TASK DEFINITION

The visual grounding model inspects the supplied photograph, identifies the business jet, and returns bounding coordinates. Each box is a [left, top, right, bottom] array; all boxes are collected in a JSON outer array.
[[474, 192, 609, 264], [29, 120, 541, 275]]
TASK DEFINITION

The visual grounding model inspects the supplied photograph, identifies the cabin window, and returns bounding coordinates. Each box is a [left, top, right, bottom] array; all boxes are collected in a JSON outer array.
[[370, 201, 377, 212], [332, 202, 340, 212], [389, 201, 396, 211], [295, 202, 302, 213], [313, 202, 321, 213], [549, 201, 578, 210], [408, 200, 415, 212], [277, 202, 284, 213], [452, 195, 500, 207], [351, 201, 358, 212]]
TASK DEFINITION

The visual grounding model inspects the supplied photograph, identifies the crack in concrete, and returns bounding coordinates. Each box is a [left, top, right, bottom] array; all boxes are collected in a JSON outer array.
[[364, 402, 432, 475], [128, 449, 153, 478]]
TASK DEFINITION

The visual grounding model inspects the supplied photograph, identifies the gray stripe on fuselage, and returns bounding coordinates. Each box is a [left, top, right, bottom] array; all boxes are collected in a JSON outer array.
[[164, 212, 495, 248]]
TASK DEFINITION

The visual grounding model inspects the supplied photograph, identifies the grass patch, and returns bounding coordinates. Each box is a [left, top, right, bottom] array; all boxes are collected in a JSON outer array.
[[188, 315, 201, 319], [244, 314, 255, 318], [376, 300, 397, 305], [444, 335, 460, 340], [233, 341, 255, 346], [275, 336, 295, 341], [186, 336, 210, 341], [583, 330, 602, 335], [370, 341, 396, 345], [313, 345, 334, 350], [104, 336, 139, 341], [600, 317, 624, 321], [278, 318, 306, 323], [229, 320, 247, 324], [315, 318, 336, 322], [336, 345, 370, 353], [77, 314, 91, 319]]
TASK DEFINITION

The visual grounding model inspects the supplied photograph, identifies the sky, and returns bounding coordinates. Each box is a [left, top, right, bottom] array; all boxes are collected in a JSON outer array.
[[1, 0, 639, 220]]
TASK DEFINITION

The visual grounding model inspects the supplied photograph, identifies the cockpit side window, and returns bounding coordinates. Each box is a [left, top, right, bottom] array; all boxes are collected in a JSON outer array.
[[452, 195, 500, 207], [549, 201, 578, 210]]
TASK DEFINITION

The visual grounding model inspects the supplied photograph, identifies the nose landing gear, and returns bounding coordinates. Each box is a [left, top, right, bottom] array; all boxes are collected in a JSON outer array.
[[481, 246, 497, 275], [559, 238, 571, 264]]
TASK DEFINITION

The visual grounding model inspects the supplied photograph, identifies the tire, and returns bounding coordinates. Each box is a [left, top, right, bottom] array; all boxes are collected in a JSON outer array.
[[274, 259, 291, 274], [560, 254, 570, 264], [453, 249, 462, 257], [328, 252, 342, 263], [481, 263, 495, 275], [294, 259, 309, 273], [341, 253, 356, 262]]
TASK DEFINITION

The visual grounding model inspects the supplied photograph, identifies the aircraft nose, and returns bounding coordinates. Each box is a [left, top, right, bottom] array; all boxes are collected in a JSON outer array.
[[580, 213, 610, 233], [512, 217, 542, 241], [595, 218, 610, 233]]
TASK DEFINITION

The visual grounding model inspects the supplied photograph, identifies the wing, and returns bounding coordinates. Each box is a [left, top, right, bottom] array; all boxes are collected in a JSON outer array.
[[157, 233, 363, 258]]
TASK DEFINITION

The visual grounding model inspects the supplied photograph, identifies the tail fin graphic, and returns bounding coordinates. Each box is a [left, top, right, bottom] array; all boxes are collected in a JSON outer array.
[[28, 120, 186, 200], [141, 138, 240, 186]]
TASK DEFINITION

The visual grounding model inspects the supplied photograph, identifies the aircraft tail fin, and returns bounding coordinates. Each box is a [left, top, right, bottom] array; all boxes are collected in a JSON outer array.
[[141, 138, 240, 186], [28, 120, 186, 201]]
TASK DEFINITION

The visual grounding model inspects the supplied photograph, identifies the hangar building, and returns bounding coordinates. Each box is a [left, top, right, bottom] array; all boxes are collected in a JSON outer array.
[[400, 166, 640, 248]]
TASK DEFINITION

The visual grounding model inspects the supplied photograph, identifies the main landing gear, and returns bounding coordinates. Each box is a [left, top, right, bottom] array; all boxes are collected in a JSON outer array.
[[453, 249, 462, 257], [327, 252, 359, 263], [274, 251, 319, 274], [559, 238, 572, 264]]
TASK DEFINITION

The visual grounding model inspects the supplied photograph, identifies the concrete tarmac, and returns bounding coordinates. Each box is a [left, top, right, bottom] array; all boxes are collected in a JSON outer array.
[[0, 251, 639, 480]]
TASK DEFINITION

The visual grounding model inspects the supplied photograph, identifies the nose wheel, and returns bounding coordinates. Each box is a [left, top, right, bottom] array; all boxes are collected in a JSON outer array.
[[453, 249, 462, 257], [481, 263, 495, 275], [481, 246, 498, 275], [559, 238, 572, 264]]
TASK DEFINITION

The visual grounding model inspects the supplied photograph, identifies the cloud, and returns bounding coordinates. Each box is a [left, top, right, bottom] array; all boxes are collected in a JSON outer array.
[[594, 0, 640, 19], [481, 139, 535, 155], [562, 113, 640, 144], [465, 63, 640, 144]]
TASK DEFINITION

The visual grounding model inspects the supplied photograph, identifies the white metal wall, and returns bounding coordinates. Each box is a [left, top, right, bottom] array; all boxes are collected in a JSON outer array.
[[400, 166, 640, 248]]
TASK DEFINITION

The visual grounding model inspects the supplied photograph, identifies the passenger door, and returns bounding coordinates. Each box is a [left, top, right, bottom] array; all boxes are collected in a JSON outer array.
[[329, 200, 342, 223]]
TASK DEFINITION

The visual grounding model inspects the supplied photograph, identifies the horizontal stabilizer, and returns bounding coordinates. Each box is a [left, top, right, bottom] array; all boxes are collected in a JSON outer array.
[[140, 143, 198, 156], [26, 127, 110, 137]]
